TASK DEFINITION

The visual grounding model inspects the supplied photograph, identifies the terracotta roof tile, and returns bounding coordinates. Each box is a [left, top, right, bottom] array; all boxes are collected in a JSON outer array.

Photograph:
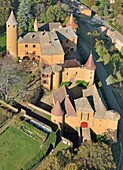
[[65, 96, 77, 116], [66, 14, 78, 30], [60, 59, 81, 68], [84, 54, 96, 70], [7, 11, 18, 25], [51, 100, 64, 116], [53, 85, 67, 104], [74, 97, 94, 112]]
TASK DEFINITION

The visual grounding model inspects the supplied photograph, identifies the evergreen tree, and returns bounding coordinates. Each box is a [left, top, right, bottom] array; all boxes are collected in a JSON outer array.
[[17, 0, 33, 31], [103, 5, 108, 16], [0, 0, 12, 27]]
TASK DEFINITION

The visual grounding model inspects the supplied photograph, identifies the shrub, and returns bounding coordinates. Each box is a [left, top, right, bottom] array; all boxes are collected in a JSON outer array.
[[75, 80, 88, 87], [58, 81, 71, 88]]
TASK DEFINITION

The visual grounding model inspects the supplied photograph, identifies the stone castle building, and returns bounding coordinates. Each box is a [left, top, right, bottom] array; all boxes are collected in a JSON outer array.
[[6, 11, 120, 142], [6, 11, 96, 90], [51, 85, 120, 142]]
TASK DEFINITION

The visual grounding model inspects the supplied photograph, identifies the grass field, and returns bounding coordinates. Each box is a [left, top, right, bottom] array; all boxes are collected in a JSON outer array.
[[0, 126, 40, 170], [53, 141, 69, 155], [0, 32, 6, 54]]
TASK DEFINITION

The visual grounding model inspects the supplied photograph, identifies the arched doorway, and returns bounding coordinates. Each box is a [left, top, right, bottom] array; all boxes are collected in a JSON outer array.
[[81, 122, 88, 128], [23, 56, 30, 60]]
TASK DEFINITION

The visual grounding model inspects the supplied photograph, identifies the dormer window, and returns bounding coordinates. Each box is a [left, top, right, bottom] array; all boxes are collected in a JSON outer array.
[[32, 35, 35, 38]]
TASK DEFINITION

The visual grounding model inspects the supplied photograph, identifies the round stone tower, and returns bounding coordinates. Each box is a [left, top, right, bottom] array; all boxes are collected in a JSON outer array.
[[52, 65, 62, 90], [84, 52, 96, 85], [6, 11, 18, 58]]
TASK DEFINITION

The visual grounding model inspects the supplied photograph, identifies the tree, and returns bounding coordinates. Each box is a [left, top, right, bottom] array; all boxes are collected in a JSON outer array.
[[83, 0, 96, 8], [0, 0, 12, 27], [120, 47, 123, 56], [40, 5, 67, 25], [74, 141, 116, 170], [0, 57, 32, 102], [115, 0, 122, 16], [17, 0, 33, 31], [37, 141, 116, 170], [103, 5, 108, 17]]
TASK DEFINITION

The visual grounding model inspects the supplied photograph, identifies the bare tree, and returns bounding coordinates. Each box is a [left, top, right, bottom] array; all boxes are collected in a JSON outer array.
[[0, 57, 32, 102]]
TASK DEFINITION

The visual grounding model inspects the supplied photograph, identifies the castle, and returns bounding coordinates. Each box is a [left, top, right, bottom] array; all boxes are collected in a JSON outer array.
[[6, 11, 95, 90], [51, 84, 120, 142], [6, 11, 120, 142]]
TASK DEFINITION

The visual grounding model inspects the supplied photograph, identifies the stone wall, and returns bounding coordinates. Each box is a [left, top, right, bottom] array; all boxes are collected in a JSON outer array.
[[28, 102, 51, 116]]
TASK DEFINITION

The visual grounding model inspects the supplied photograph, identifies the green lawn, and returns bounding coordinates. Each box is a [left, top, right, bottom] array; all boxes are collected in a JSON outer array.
[[0, 32, 6, 54], [53, 141, 69, 155], [0, 126, 40, 170]]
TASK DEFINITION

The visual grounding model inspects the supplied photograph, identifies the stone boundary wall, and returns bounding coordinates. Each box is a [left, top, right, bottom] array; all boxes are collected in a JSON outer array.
[[0, 100, 18, 113], [28, 103, 51, 116]]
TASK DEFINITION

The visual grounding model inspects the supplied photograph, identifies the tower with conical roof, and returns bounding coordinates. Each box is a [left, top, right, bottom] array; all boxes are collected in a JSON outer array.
[[66, 13, 78, 32], [84, 52, 96, 85], [51, 100, 64, 129], [6, 11, 18, 58]]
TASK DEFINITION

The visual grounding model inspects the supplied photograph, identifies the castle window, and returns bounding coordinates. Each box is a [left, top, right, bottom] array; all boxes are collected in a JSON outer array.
[[66, 72, 68, 75], [13, 25, 15, 28], [90, 76, 92, 79], [33, 45, 36, 48], [76, 72, 77, 74], [25, 44, 28, 48], [70, 48, 74, 52], [33, 51, 36, 54], [8, 25, 10, 27], [42, 80, 48, 84], [66, 39, 69, 43], [38, 56, 40, 58], [42, 74, 49, 78], [54, 119, 56, 123], [25, 52, 28, 54]]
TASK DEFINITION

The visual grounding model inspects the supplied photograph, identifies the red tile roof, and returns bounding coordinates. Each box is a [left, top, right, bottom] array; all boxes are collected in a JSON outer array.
[[7, 11, 18, 25], [84, 54, 96, 70], [66, 14, 78, 30], [53, 85, 67, 104], [51, 100, 64, 116], [65, 96, 77, 116], [60, 59, 81, 68]]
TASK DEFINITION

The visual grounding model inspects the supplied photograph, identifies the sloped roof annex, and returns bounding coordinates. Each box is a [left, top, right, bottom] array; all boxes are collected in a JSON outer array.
[[53, 85, 67, 104], [51, 100, 64, 116], [65, 96, 77, 116], [60, 59, 81, 68], [74, 97, 94, 112]]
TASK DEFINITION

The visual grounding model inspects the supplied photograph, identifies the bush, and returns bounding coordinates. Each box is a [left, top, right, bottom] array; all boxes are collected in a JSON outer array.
[[75, 80, 88, 87], [58, 81, 71, 88]]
